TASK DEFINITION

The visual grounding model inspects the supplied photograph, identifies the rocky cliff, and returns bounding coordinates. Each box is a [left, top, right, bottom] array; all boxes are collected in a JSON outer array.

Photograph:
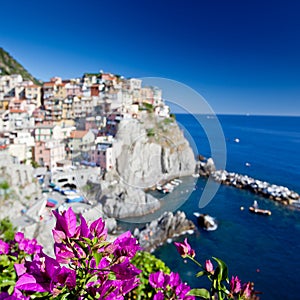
[[96, 113, 196, 219], [134, 211, 195, 252], [113, 113, 196, 188], [0, 153, 41, 220]]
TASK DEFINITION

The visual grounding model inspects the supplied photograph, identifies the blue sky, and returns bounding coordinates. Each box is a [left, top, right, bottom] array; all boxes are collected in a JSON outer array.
[[1, 0, 300, 115]]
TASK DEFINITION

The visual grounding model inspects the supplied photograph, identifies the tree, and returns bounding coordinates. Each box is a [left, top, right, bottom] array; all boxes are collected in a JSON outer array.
[[0, 181, 10, 200], [0, 217, 16, 242]]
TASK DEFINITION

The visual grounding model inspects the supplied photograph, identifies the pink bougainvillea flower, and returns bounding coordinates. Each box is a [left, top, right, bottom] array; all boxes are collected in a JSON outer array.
[[18, 238, 42, 255], [76, 215, 93, 239], [55, 266, 76, 290], [15, 273, 50, 293], [241, 282, 252, 298], [153, 290, 164, 300], [149, 271, 166, 289], [52, 207, 77, 238], [14, 263, 26, 277], [174, 238, 195, 258], [119, 277, 140, 295], [14, 232, 24, 243], [230, 276, 242, 294], [205, 259, 214, 273], [90, 217, 107, 239], [175, 282, 194, 299], [16, 253, 61, 293], [110, 257, 141, 280], [96, 280, 123, 300], [168, 272, 181, 288], [0, 289, 29, 300], [52, 228, 66, 244], [54, 243, 75, 264], [0, 240, 9, 255], [113, 231, 141, 258]]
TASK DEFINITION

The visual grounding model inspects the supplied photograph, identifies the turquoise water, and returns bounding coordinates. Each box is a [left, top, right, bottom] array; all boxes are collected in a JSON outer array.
[[153, 115, 300, 300]]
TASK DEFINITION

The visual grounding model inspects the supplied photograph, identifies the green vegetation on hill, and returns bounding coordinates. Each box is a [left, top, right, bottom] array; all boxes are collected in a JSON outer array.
[[0, 217, 16, 242], [0, 47, 41, 85]]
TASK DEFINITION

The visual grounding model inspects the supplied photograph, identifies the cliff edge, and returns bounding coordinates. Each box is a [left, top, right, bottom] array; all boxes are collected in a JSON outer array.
[[96, 112, 196, 219]]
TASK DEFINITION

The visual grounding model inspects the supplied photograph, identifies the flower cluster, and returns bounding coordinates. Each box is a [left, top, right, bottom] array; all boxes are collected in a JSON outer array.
[[0, 207, 141, 299], [229, 276, 254, 299], [149, 271, 195, 300], [0, 232, 42, 299], [0, 209, 259, 300], [173, 239, 259, 300]]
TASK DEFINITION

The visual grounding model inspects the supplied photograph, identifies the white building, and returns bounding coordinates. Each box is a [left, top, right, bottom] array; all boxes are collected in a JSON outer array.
[[8, 109, 34, 130], [128, 78, 142, 91], [34, 124, 63, 142]]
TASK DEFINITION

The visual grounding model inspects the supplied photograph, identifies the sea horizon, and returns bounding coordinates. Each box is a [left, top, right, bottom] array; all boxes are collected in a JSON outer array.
[[173, 112, 300, 117]]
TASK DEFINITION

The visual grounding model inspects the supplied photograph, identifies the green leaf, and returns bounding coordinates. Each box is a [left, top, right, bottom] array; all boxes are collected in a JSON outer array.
[[60, 293, 70, 300], [87, 275, 98, 284], [81, 237, 93, 245], [196, 270, 205, 277], [213, 257, 228, 282], [108, 272, 116, 280], [8, 285, 14, 295], [0, 280, 16, 288], [188, 288, 210, 299], [93, 251, 102, 267]]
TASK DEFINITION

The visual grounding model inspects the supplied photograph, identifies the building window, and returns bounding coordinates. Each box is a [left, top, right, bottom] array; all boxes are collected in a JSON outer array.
[[40, 150, 43, 154]]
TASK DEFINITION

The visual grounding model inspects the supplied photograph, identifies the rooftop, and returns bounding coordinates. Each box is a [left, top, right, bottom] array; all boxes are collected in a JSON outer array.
[[70, 130, 88, 139]]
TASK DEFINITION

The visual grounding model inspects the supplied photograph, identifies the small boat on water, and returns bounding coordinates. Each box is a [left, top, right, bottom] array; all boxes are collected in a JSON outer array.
[[156, 179, 182, 194], [249, 206, 271, 216], [194, 212, 218, 231]]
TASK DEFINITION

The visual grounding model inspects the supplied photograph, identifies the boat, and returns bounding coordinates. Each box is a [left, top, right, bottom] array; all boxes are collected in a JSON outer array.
[[170, 180, 180, 186], [46, 198, 58, 208], [66, 195, 84, 203], [158, 183, 174, 193], [173, 178, 182, 184], [249, 206, 271, 216], [194, 212, 218, 231]]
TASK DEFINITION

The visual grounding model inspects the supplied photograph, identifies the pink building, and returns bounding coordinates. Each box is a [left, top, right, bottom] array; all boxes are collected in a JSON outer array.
[[34, 140, 65, 169], [90, 143, 113, 171]]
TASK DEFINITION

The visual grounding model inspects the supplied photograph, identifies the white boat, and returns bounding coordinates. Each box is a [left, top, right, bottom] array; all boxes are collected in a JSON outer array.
[[173, 178, 182, 184], [170, 180, 180, 186]]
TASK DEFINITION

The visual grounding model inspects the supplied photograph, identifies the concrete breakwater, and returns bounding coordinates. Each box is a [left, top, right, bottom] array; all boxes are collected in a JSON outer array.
[[211, 169, 300, 206]]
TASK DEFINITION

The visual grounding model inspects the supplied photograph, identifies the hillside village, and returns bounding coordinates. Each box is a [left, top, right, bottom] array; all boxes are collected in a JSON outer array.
[[0, 55, 199, 252], [0, 72, 170, 171]]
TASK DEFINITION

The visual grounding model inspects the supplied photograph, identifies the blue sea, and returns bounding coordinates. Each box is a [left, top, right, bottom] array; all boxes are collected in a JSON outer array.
[[151, 115, 300, 300]]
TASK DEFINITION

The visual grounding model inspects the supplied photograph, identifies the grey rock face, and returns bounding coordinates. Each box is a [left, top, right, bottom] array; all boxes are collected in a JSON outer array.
[[0, 153, 41, 219], [134, 211, 195, 252], [196, 157, 216, 176], [96, 115, 196, 219], [114, 116, 196, 189], [100, 183, 160, 219]]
